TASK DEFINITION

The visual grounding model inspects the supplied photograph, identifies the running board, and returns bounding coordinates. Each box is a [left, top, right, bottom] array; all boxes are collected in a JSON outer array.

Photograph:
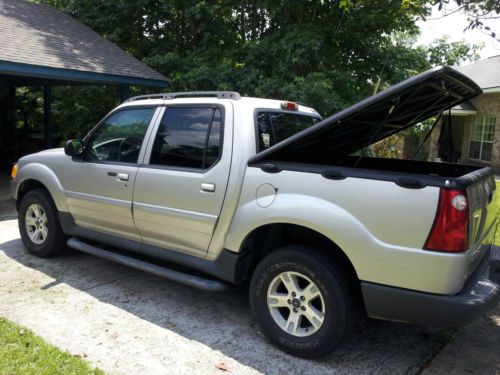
[[67, 237, 229, 292]]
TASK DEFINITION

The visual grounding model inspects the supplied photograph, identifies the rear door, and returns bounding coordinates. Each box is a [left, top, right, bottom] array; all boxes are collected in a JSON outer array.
[[133, 104, 232, 257]]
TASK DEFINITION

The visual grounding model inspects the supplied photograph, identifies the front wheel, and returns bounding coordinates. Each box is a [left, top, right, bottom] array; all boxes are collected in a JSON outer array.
[[250, 245, 357, 358], [18, 189, 67, 258]]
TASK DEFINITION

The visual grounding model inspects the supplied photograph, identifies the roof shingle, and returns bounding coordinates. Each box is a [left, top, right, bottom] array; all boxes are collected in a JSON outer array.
[[0, 0, 167, 83], [457, 55, 500, 90]]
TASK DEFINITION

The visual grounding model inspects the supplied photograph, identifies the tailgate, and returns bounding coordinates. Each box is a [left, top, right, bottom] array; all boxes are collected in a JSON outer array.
[[467, 174, 498, 269]]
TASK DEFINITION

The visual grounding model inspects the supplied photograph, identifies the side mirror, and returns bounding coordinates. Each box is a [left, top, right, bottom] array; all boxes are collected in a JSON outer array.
[[64, 139, 84, 156]]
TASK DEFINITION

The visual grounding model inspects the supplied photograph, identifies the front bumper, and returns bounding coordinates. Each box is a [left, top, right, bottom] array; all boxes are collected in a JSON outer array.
[[10, 179, 18, 211], [362, 246, 500, 328]]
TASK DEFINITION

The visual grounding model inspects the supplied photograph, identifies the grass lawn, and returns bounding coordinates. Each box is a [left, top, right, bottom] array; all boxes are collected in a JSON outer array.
[[0, 318, 103, 375], [494, 181, 500, 247]]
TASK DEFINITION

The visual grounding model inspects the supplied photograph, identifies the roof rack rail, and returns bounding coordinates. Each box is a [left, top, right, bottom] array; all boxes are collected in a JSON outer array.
[[125, 91, 241, 102]]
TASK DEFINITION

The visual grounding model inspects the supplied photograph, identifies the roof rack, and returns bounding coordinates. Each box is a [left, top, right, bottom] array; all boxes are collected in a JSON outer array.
[[125, 91, 241, 102]]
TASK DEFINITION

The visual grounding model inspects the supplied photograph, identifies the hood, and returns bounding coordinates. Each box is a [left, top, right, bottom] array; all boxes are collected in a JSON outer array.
[[249, 66, 482, 165], [19, 148, 65, 166]]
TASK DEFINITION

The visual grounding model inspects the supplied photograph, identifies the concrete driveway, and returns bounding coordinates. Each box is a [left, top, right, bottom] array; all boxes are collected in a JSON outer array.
[[0, 219, 458, 374]]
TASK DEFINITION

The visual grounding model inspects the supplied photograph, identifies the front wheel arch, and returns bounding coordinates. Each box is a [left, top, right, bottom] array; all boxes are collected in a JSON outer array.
[[14, 163, 69, 213], [16, 179, 50, 210]]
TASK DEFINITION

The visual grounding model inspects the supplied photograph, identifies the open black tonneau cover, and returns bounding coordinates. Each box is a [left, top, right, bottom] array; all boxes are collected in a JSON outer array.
[[249, 66, 482, 165]]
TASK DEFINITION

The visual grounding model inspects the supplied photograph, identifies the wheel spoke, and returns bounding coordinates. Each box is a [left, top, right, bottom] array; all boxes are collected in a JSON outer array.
[[285, 312, 301, 335], [267, 293, 289, 308], [25, 216, 37, 226], [304, 305, 324, 329], [280, 272, 300, 294], [32, 205, 41, 218], [30, 228, 39, 241], [302, 282, 321, 301], [40, 226, 48, 240]]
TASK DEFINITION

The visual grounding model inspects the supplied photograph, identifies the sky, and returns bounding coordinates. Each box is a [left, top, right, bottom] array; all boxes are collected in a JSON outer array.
[[417, 4, 500, 64]]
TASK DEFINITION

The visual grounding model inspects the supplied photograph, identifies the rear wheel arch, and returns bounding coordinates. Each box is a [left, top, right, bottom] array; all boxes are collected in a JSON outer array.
[[235, 223, 361, 296]]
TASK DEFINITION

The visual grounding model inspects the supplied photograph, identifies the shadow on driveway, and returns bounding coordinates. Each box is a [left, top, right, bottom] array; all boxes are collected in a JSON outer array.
[[0, 235, 449, 374]]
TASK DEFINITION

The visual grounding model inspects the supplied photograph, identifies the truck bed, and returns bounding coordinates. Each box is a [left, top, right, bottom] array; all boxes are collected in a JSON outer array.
[[244, 155, 497, 293], [255, 156, 493, 190]]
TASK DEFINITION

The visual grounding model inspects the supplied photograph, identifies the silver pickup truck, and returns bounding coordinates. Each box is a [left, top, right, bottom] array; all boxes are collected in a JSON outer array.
[[10, 66, 500, 358]]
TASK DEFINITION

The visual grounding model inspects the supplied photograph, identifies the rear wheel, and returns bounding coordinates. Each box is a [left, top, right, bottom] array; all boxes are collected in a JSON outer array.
[[18, 189, 67, 257], [250, 245, 357, 358]]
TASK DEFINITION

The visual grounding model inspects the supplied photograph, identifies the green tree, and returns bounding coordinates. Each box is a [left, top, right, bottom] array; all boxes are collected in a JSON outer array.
[[32, 0, 481, 131]]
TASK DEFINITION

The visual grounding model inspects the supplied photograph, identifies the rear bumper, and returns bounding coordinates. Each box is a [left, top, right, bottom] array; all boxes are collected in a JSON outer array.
[[362, 246, 500, 328]]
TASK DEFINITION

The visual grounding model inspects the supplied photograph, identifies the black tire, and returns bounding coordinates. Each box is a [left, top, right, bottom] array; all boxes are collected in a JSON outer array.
[[18, 189, 67, 258], [250, 245, 357, 358]]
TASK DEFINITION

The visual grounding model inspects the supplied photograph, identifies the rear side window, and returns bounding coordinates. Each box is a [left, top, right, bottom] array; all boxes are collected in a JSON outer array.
[[256, 111, 320, 151], [149, 107, 223, 169]]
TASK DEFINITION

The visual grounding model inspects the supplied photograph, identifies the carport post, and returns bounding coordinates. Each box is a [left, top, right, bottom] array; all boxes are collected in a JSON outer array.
[[119, 85, 131, 102], [43, 85, 53, 148]]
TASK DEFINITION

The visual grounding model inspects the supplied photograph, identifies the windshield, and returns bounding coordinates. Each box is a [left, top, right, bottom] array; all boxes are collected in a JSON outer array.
[[256, 111, 321, 152]]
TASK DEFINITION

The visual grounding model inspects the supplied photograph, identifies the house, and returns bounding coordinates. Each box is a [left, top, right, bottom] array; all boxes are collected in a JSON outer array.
[[0, 0, 168, 171], [429, 56, 500, 173]]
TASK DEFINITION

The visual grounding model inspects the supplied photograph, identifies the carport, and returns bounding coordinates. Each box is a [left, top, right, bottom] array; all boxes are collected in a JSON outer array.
[[0, 0, 168, 172]]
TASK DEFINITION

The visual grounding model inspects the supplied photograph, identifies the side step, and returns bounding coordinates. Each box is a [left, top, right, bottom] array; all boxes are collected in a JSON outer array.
[[67, 237, 229, 292]]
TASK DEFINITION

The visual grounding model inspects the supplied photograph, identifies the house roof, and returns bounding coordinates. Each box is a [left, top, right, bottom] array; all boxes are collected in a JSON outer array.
[[454, 101, 477, 111], [451, 100, 477, 116], [457, 55, 500, 91], [0, 0, 168, 87]]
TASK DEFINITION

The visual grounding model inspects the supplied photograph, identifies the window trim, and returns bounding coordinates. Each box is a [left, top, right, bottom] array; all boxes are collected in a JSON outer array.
[[78, 105, 160, 166], [253, 108, 322, 153], [467, 114, 496, 162], [142, 104, 226, 173]]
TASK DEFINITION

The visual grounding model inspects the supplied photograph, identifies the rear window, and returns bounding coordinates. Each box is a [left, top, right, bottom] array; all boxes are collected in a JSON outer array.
[[256, 111, 320, 152]]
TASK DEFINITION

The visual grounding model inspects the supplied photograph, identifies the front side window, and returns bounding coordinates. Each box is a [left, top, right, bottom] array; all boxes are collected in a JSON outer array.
[[86, 108, 154, 163], [256, 111, 320, 151], [149, 107, 223, 169], [468, 115, 496, 161]]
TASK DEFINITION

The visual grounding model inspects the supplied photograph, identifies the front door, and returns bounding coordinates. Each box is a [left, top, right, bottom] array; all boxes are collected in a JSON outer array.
[[62, 107, 159, 241], [133, 104, 232, 257]]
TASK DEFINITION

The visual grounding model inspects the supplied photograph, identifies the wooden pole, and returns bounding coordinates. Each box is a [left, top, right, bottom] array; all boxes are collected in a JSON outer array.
[[119, 85, 131, 102], [43, 85, 52, 148]]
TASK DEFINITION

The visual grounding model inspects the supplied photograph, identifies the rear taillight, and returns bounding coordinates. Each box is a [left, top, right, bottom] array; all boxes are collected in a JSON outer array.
[[424, 188, 469, 253]]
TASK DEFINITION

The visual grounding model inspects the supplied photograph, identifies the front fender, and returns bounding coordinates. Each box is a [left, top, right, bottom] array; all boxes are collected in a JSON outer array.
[[13, 162, 69, 212]]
